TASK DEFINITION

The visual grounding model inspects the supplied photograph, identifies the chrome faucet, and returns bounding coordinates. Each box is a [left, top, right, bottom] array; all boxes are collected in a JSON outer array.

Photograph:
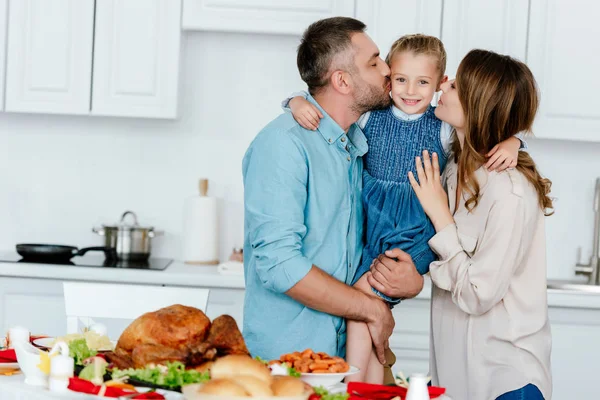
[[575, 178, 600, 285]]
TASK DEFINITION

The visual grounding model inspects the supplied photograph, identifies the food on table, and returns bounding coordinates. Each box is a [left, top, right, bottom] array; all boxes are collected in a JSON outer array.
[[78, 357, 108, 385], [104, 304, 249, 370], [111, 360, 209, 389], [54, 330, 114, 351], [271, 349, 350, 374], [69, 338, 99, 365], [184, 354, 312, 398]]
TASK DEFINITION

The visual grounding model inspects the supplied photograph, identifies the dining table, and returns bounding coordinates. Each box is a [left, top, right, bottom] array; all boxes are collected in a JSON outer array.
[[0, 374, 184, 400]]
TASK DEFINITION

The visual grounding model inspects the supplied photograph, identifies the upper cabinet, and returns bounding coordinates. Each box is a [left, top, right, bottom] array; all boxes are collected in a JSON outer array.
[[0, 0, 7, 111], [527, 0, 600, 142], [355, 0, 442, 59], [3, 0, 182, 119], [91, 0, 182, 119], [182, 0, 355, 35], [441, 0, 528, 79], [5, 0, 95, 115]]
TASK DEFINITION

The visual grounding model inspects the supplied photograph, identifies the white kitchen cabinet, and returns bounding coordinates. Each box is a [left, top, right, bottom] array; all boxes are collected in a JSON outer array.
[[5, 0, 95, 115], [548, 306, 600, 399], [0, 277, 66, 337], [0, 0, 8, 111], [389, 297, 430, 377], [441, 0, 528, 79], [91, 0, 182, 119], [355, 0, 442, 60], [527, 0, 600, 142], [182, 0, 355, 35]]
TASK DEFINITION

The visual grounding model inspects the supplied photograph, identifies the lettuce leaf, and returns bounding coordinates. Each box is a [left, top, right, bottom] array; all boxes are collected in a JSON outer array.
[[111, 361, 209, 389], [68, 338, 97, 365], [313, 386, 350, 400]]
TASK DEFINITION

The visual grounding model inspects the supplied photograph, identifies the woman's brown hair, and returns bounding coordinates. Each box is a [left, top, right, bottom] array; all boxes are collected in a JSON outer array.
[[451, 49, 554, 216]]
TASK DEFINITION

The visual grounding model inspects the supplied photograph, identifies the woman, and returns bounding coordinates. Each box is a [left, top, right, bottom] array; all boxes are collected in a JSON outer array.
[[408, 49, 554, 399]]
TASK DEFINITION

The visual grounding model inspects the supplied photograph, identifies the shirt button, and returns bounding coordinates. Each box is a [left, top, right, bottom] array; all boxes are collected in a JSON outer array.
[[328, 138, 332, 143], [341, 137, 346, 142], [347, 156, 351, 161]]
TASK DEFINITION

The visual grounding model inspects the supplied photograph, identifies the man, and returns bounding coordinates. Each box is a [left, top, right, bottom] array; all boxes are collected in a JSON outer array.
[[242, 17, 424, 382]]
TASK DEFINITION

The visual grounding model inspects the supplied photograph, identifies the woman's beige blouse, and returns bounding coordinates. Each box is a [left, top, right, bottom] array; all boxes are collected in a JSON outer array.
[[427, 159, 552, 400]]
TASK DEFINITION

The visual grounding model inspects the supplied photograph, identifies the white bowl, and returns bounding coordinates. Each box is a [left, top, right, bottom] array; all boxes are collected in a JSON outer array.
[[299, 365, 359, 388]]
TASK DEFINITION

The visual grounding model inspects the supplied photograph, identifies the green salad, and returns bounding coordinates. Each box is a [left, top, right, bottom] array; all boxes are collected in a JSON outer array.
[[111, 361, 210, 389], [68, 338, 97, 365], [312, 386, 350, 400]]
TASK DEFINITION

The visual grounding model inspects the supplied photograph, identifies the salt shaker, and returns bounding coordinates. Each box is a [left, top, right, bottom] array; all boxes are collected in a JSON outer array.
[[48, 342, 74, 393], [405, 373, 430, 400]]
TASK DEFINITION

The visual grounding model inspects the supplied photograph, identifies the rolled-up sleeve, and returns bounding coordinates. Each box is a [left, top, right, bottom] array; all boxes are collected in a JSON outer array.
[[242, 132, 313, 293], [427, 194, 527, 316]]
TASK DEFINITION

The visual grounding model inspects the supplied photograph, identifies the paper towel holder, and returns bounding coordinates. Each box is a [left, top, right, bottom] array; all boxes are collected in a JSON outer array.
[[183, 178, 220, 266]]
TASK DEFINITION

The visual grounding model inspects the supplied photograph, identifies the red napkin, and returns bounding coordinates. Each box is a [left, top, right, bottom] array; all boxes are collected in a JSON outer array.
[[347, 382, 446, 399], [0, 334, 49, 363], [0, 349, 16, 363], [68, 377, 165, 399]]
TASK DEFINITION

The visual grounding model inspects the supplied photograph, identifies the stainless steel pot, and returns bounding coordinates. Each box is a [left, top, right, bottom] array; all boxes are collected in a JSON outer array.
[[92, 211, 163, 261]]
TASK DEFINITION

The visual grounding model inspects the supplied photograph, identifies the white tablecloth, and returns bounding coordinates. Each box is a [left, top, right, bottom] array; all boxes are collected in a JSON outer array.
[[0, 374, 451, 400], [0, 375, 183, 400]]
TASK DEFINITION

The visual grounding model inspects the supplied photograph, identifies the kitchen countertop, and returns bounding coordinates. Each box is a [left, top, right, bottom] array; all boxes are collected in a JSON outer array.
[[1, 259, 599, 309], [0, 259, 245, 289]]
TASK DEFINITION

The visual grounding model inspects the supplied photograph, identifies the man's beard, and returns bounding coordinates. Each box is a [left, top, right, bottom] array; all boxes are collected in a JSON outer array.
[[351, 78, 391, 115]]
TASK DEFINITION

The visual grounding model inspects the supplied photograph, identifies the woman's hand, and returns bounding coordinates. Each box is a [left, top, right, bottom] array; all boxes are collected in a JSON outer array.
[[289, 97, 323, 131], [408, 150, 454, 232], [485, 136, 520, 171]]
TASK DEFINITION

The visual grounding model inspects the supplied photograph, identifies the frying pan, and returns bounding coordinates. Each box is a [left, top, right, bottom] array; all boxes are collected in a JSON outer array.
[[16, 244, 116, 263]]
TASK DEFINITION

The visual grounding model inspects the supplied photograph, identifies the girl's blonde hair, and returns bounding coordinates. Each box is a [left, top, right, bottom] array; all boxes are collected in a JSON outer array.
[[385, 34, 447, 80], [451, 49, 554, 216]]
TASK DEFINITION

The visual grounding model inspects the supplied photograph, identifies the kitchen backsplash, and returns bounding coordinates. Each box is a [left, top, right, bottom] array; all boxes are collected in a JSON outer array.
[[0, 31, 597, 280]]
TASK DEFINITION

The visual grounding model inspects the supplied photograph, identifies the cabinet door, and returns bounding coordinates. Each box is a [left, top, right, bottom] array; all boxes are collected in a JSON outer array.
[[182, 0, 355, 35], [549, 307, 600, 399], [441, 0, 528, 79], [0, 277, 66, 337], [355, 0, 442, 60], [389, 298, 431, 376], [91, 0, 182, 119], [5, 0, 94, 114], [527, 0, 600, 142], [0, 0, 8, 111]]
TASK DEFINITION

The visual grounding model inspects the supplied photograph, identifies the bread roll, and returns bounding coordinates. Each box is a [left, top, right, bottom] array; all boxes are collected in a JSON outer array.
[[270, 376, 307, 397], [234, 375, 273, 397], [211, 355, 272, 385], [198, 378, 249, 397]]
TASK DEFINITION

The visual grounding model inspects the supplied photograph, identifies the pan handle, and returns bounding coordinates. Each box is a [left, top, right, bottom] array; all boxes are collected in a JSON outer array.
[[75, 246, 117, 260]]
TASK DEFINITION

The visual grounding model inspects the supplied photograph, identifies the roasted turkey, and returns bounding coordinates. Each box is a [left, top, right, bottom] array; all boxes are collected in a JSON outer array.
[[105, 304, 249, 370]]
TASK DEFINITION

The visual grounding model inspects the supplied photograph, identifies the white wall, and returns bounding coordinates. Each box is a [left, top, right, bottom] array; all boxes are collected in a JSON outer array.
[[0, 31, 596, 280]]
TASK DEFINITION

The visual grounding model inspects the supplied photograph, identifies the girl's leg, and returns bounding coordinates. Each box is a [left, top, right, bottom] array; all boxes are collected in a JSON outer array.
[[364, 345, 384, 384], [495, 384, 545, 400], [345, 274, 386, 384]]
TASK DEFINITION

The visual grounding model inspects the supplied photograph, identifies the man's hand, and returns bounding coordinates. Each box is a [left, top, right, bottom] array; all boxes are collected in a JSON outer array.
[[367, 248, 424, 299], [365, 298, 395, 364]]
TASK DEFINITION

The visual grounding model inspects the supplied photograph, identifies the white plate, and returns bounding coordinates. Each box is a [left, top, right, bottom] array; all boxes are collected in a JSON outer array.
[[299, 365, 359, 388], [32, 337, 115, 351]]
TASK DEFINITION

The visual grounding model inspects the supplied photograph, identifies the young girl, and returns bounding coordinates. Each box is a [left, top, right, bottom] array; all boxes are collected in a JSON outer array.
[[408, 49, 552, 399], [285, 35, 524, 383]]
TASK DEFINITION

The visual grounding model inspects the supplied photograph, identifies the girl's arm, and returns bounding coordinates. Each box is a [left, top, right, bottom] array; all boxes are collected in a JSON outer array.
[[281, 90, 370, 130]]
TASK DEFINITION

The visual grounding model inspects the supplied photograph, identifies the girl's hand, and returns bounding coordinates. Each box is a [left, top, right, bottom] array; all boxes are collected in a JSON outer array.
[[485, 136, 520, 171], [408, 150, 454, 232], [289, 97, 323, 131]]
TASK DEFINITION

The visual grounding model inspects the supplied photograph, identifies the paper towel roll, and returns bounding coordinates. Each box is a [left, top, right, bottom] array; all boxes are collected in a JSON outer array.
[[183, 179, 219, 265]]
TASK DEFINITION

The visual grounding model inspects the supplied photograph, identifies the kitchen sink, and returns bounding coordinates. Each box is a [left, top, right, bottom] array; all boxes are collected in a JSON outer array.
[[547, 279, 600, 294]]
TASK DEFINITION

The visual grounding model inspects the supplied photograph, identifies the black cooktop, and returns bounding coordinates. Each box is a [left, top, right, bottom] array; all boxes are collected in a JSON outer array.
[[0, 251, 172, 270]]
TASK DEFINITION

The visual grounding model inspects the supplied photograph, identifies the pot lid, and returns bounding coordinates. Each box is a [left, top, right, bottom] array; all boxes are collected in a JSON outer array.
[[102, 211, 154, 231]]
